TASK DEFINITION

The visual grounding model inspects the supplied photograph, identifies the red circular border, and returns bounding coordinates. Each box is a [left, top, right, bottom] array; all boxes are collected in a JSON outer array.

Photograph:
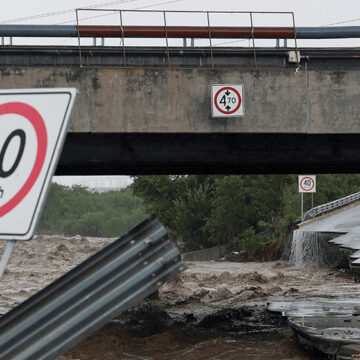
[[214, 87, 242, 115], [300, 177, 315, 192], [0, 102, 48, 217]]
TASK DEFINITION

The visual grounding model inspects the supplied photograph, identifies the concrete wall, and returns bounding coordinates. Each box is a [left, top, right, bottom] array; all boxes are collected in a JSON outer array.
[[182, 245, 227, 262], [1, 64, 360, 134]]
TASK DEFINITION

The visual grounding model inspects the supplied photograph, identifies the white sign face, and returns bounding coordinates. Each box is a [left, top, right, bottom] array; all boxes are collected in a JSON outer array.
[[299, 175, 316, 193], [211, 84, 244, 118], [0, 89, 77, 240]]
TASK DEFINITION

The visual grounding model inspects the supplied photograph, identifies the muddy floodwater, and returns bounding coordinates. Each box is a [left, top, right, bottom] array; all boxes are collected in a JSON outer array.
[[60, 327, 313, 360], [0, 236, 357, 359]]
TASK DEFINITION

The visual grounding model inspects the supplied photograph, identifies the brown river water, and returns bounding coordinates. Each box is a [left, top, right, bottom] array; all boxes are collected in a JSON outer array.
[[0, 235, 356, 360], [61, 326, 312, 360]]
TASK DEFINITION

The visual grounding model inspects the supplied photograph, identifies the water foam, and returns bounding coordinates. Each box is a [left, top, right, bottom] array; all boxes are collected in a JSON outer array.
[[289, 229, 323, 268]]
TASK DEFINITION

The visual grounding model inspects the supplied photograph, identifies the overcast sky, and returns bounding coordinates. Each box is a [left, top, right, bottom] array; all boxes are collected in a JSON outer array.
[[3, 0, 360, 187], [1, 0, 360, 27], [1, 0, 360, 48]]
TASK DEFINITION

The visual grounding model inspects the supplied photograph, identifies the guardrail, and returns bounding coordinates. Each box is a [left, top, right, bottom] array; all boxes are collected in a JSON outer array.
[[0, 216, 186, 360], [76, 9, 299, 69], [303, 191, 360, 222]]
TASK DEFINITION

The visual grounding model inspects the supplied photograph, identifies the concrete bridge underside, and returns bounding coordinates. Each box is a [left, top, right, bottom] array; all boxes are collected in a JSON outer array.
[[1, 46, 360, 174]]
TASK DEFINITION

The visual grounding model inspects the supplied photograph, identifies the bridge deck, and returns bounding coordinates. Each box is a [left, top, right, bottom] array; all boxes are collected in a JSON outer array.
[[2, 46, 360, 174]]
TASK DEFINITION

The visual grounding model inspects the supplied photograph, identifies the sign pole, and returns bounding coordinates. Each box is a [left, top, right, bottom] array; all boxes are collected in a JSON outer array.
[[299, 175, 316, 221], [0, 240, 16, 279], [312, 193, 314, 209]]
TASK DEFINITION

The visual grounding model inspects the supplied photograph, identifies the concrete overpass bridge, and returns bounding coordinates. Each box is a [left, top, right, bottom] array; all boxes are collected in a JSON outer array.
[[1, 44, 360, 175]]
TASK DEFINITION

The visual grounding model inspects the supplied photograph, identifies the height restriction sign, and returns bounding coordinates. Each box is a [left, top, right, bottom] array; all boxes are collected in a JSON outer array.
[[211, 84, 244, 118], [0, 89, 77, 240], [299, 175, 316, 193]]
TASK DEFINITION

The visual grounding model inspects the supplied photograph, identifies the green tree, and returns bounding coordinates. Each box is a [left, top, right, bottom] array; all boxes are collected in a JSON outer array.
[[172, 181, 213, 250], [38, 184, 147, 237], [132, 174, 360, 254]]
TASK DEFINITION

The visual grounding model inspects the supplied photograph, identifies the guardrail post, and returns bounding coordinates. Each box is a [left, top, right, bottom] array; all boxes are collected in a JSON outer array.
[[206, 12, 214, 68], [292, 12, 300, 66], [119, 10, 127, 67], [76, 9, 83, 68], [250, 12, 257, 68], [163, 11, 170, 68]]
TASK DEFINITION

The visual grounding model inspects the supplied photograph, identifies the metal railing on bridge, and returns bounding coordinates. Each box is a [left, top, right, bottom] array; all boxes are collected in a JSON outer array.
[[4, 9, 360, 69], [75, 9, 299, 68], [303, 191, 360, 222]]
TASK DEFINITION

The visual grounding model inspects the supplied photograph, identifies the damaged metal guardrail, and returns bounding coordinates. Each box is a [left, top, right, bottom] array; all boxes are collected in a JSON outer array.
[[303, 191, 360, 222], [0, 216, 186, 360]]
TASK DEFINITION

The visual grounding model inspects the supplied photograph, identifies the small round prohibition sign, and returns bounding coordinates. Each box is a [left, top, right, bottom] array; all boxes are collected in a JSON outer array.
[[300, 177, 315, 192], [214, 87, 242, 115]]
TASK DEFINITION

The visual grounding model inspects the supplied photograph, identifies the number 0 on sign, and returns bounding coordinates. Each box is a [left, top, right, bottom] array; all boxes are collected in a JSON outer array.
[[212, 84, 244, 118], [0, 89, 77, 240]]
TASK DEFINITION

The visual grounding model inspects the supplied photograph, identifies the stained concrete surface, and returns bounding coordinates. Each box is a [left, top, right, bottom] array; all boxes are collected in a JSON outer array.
[[2, 48, 360, 134]]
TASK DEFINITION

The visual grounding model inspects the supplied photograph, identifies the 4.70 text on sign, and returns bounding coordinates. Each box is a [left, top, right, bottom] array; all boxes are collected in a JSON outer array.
[[211, 84, 245, 118]]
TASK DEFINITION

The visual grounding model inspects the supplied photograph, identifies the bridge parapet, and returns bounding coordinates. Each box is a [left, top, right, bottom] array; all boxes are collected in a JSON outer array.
[[1, 46, 360, 134], [2, 45, 360, 174], [303, 193, 360, 222]]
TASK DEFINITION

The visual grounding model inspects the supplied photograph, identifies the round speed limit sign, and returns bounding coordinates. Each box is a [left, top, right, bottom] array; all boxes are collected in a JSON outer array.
[[299, 175, 316, 193], [0, 89, 77, 240]]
